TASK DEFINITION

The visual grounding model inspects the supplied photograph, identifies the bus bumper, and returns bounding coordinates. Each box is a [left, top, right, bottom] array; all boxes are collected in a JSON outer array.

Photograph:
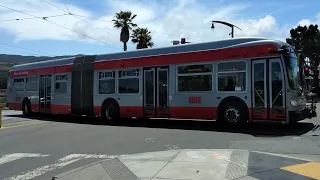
[[289, 107, 317, 122]]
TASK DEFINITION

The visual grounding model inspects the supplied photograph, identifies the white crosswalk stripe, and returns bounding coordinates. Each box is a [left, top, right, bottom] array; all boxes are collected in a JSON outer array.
[[0, 153, 127, 180], [0, 153, 49, 165]]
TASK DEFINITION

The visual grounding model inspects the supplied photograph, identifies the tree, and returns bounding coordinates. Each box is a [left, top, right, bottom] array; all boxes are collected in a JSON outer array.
[[131, 28, 154, 49], [0, 75, 7, 89], [286, 24, 320, 94], [112, 11, 137, 51]]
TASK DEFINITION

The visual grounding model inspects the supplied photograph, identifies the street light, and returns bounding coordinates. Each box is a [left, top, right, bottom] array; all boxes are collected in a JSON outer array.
[[211, 21, 242, 38]]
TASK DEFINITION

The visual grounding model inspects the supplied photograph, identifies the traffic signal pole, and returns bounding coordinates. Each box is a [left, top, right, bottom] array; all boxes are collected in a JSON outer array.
[[211, 21, 241, 38]]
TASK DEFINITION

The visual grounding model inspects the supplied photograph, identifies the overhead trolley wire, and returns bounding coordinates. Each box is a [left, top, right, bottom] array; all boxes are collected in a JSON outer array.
[[40, 0, 120, 43], [44, 18, 120, 47], [0, 13, 70, 22], [39, 1, 199, 43], [0, 4, 120, 49], [0, 42, 55, 56], [0, 45, 43, 57], [40, 0, 69, 14], [61, 0, 71, 14], [71, 13, 201, 40]]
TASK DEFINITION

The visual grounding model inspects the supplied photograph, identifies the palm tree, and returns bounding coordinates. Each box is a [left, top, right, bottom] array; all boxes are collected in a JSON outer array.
[[131, 28, 154, 49], [112, 11, 137, 51]]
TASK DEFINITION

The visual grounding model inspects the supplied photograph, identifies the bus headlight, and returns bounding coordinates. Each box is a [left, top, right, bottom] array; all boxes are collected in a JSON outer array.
[[290, 99, 298, 107]]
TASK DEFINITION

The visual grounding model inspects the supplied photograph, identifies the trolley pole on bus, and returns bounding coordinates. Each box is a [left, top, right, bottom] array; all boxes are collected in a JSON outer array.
[[211, 21, 242, 38]]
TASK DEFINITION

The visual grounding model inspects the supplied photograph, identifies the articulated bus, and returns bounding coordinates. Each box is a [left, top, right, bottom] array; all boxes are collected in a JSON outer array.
[[6, 37, 316, 126]]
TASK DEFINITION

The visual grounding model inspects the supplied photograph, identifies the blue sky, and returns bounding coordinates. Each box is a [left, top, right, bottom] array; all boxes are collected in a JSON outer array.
[[0, 0, 319, 57]]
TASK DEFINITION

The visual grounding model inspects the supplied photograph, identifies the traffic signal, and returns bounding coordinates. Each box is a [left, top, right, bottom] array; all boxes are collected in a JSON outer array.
[[304, 66, 310, 76], [181, 38, 186, 44]]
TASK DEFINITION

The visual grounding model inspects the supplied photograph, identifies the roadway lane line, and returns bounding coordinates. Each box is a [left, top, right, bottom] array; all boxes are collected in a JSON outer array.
[[0, 121, 48, 129], [0, 153, 49, 165], [5, 154, 127, 180]]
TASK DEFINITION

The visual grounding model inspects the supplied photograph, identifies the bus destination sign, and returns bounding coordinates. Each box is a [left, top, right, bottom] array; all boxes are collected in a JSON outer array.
[[187, 67, 203, 73], [12, 71, 29, 76]]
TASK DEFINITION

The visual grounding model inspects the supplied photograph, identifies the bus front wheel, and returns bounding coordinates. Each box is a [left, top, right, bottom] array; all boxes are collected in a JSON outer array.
[[220, 101, 246, 126], [102, 102, 120, 120]]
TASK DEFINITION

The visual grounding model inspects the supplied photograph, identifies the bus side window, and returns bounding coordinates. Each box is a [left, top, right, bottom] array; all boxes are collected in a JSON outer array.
[[118, 69, 139, 94], [177, 64, 213, 92], [25, 76, 38, 91], [98, 71, 115, 94], [217, 61, 246, 92], [55, 74, 67, 94], [13, 78, 25, 91]]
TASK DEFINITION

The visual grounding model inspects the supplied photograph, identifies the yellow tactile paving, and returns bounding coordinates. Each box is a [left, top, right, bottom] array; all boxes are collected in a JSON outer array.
[[281, 162, 320, 179]]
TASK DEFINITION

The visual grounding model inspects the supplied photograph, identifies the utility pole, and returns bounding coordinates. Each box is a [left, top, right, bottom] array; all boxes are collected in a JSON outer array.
[[211, 21, 242, 38]]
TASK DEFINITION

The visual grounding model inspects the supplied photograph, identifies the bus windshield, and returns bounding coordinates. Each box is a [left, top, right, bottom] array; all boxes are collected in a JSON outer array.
[[284, 53, 301, 90]]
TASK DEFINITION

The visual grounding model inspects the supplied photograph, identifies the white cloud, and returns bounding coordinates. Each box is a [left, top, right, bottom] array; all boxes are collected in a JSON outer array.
[[296, 13, 320, 27], [0, 0, 318, 51]]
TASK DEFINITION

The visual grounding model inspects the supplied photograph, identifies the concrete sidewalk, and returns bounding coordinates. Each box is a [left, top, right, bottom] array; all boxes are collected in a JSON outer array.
[[0, 110, 44, 128], [53, 149, 320, 180]]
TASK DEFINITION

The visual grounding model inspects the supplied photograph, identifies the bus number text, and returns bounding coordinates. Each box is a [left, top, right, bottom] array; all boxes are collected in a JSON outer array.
[[188, 96, 201, 104]]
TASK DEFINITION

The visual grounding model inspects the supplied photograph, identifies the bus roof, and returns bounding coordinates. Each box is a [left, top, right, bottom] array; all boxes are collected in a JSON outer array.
[[11, 37, 287, 71]]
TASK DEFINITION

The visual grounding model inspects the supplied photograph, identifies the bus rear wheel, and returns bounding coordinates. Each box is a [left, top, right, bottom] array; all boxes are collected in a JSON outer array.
[[220, 101, 246, 126], [22, 101, 31, 116], [102, 102, 119, 120]]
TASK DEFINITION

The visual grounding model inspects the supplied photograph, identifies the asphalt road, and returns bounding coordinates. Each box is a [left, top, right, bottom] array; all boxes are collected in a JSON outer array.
[[0, 110, 319, 180]]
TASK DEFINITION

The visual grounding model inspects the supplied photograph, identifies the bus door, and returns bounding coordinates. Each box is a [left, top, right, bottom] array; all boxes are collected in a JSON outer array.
[[143, 67, 169, 118], [252, 58, 286, 120], [39, 75, 52, 113]]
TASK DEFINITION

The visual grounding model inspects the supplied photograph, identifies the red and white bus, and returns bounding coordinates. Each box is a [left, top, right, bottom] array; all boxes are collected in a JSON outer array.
[[6, 37, 316, 125]]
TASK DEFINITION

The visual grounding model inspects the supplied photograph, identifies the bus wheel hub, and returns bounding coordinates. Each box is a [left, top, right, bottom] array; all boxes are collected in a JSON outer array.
[[24, 105, 28, 114], [225, 107, 240, 123], [106, 106, 114, 119]]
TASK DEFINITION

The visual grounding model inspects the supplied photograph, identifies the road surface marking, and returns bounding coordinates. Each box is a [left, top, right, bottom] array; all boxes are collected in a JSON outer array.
[[164, 144, 179, 150], [186, 151, 206, 159], [1, 121, 47, 129], [204, 150, 247, 168], [5, 154, 127, 180], [281, 162, 320, 179], [144, 138, 156, 143], [0, 153, 49, 165]]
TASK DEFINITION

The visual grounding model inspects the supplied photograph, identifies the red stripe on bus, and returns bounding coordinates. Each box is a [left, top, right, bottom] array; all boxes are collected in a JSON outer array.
[[248, 108, 252, 121], [252, 108, 286, 120], [8, 103, 283, 121], [270, 109, 286, 120], [10, 44, 277, 77], [95, 44, 277, 70], [94, 106, 143, 117], [31, 104, 39, 112], [8, 103, 71, 114], [51, 104, 71, 114], [9, 103, 218, 119], [7, 103, 22, 111], [120, 106, 143, 117], [169, 107, 217, 119]]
